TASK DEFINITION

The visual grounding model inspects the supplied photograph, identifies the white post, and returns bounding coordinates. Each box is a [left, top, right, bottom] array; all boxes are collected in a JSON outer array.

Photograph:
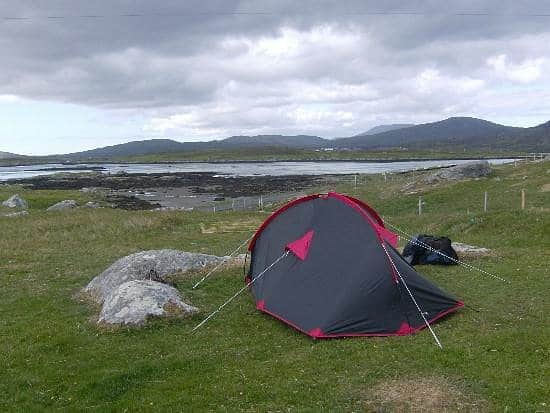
[[354, 175, 357, 194], [418, 196, 422, 215], [521, 189, 525, 210], [232, 199, 235, 210], [484, 191, 488, 212], [383, 172, 387, 182], [243, 198, 246, 209]]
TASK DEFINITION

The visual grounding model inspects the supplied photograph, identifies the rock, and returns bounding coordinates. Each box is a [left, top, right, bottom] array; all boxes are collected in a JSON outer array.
[[2, 194, 28, 209], [80, 187, 106, 194], [452, 242, 491, 256], [84, 249, 227, 303], [424, 161, 491, 184], [3, 210, 29, 217], [46, 200, 78, 211], [98, 280, 197, 325], [84, 201, 101, 208]]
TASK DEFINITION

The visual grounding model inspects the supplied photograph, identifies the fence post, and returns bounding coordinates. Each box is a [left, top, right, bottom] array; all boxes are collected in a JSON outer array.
[[418, 196, 422, 215], [521, 189, 525, 210], [354, 175, 357, 194], [243, 198, 246, 210], [232, 199, 235, 210], [483, 191, 488, 212]]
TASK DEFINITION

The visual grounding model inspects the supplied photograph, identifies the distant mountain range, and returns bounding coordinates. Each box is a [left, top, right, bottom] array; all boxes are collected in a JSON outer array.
[[356, 123, 415, 136], [4, 117, 549, 160], [337, 117, 549, 150], [0, 151, 24, 159]]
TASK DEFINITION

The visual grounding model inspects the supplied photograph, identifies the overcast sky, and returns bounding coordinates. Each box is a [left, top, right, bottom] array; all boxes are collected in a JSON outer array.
[[1, 1, 549, 155]]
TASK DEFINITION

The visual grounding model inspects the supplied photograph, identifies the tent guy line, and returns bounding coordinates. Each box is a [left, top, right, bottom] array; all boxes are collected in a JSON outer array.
[[382, 218, 509, 283], [192, 233, 254, 290], [382, 243, 443, 349], [191, 251, 289, 332]]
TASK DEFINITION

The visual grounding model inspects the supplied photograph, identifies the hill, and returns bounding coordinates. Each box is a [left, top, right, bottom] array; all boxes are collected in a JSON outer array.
[[62, 135, 331, 160], [221, 134, 328, 148], [356, 123, 415, 136], [43, 117, 550, 161], [335, 117, 549, 151], [0, 151, 23, 159], [62, 139, 189, 160]]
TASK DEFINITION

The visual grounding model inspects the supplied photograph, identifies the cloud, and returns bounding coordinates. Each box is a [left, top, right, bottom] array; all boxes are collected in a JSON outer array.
[[0, 94, 23, 103], [486, 54, 545, 83], [1, 0, 550, 146]]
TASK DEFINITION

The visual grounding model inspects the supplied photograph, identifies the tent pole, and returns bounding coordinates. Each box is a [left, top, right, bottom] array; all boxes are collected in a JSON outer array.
[[192, 233, 255, 289], [383, 244, 443, 349], [191, 251, 289, 332]]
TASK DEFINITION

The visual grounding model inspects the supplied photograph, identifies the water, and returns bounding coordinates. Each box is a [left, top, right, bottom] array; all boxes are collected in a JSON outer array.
[[0, 159, 519, 181]]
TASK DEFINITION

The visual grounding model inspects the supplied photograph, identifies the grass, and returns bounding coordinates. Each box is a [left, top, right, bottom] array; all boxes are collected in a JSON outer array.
[[0, 160, 548, 411]]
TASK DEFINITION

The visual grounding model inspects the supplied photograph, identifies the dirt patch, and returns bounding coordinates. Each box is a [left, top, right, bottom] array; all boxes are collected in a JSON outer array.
[[540, 183, 550, 192], [363, 376, 487, 412]]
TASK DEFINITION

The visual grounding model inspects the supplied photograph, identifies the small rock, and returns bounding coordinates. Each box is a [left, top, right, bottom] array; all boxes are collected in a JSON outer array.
[[84, 201, 101, 208], [3, 210, 29, 217], [84, 249, 228, 303], [47, 200, 78, 211], [424, 161, 492, 184], [452, 242, 491, 256], [80, 187, 106, 194], [2, 194, 28, 209], [98, 280, 197, 325]]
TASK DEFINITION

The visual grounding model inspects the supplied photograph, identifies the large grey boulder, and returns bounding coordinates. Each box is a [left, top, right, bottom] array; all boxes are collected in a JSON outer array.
[[424, 161, 491, 184], [2, 194, 28, 209], [98, 280, 197, 325], [84, 249, 227, 303], [47, 200, 78, 211]]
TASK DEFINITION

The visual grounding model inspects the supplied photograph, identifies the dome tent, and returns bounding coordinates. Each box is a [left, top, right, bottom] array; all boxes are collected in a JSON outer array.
[[246, 192, 463, 339]]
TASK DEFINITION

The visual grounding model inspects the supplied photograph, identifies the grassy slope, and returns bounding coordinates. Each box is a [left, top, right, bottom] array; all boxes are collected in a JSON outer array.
[[0, 161, 548, 411]]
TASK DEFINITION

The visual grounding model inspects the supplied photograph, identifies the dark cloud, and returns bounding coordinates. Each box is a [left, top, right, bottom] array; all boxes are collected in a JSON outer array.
[[1, 0, 549, 139]]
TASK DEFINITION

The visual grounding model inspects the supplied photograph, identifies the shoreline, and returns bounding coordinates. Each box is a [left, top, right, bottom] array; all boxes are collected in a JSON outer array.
[[6, 171, 331, 211], [0, 155, 525, 168]]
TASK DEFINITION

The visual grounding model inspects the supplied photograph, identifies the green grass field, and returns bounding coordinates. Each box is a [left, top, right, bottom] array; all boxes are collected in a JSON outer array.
[[0, 160, 548, 411]]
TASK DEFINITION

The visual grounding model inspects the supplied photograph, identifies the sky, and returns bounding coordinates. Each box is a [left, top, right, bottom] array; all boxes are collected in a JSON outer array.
[[1, 1, 550, 155]]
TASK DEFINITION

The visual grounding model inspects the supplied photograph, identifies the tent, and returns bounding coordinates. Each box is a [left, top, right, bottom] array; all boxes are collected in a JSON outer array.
[[246, 192, 463, 339]]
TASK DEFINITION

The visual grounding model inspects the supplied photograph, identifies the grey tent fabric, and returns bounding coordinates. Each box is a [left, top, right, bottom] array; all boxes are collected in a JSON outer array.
[[247, 192, 463, 338]]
